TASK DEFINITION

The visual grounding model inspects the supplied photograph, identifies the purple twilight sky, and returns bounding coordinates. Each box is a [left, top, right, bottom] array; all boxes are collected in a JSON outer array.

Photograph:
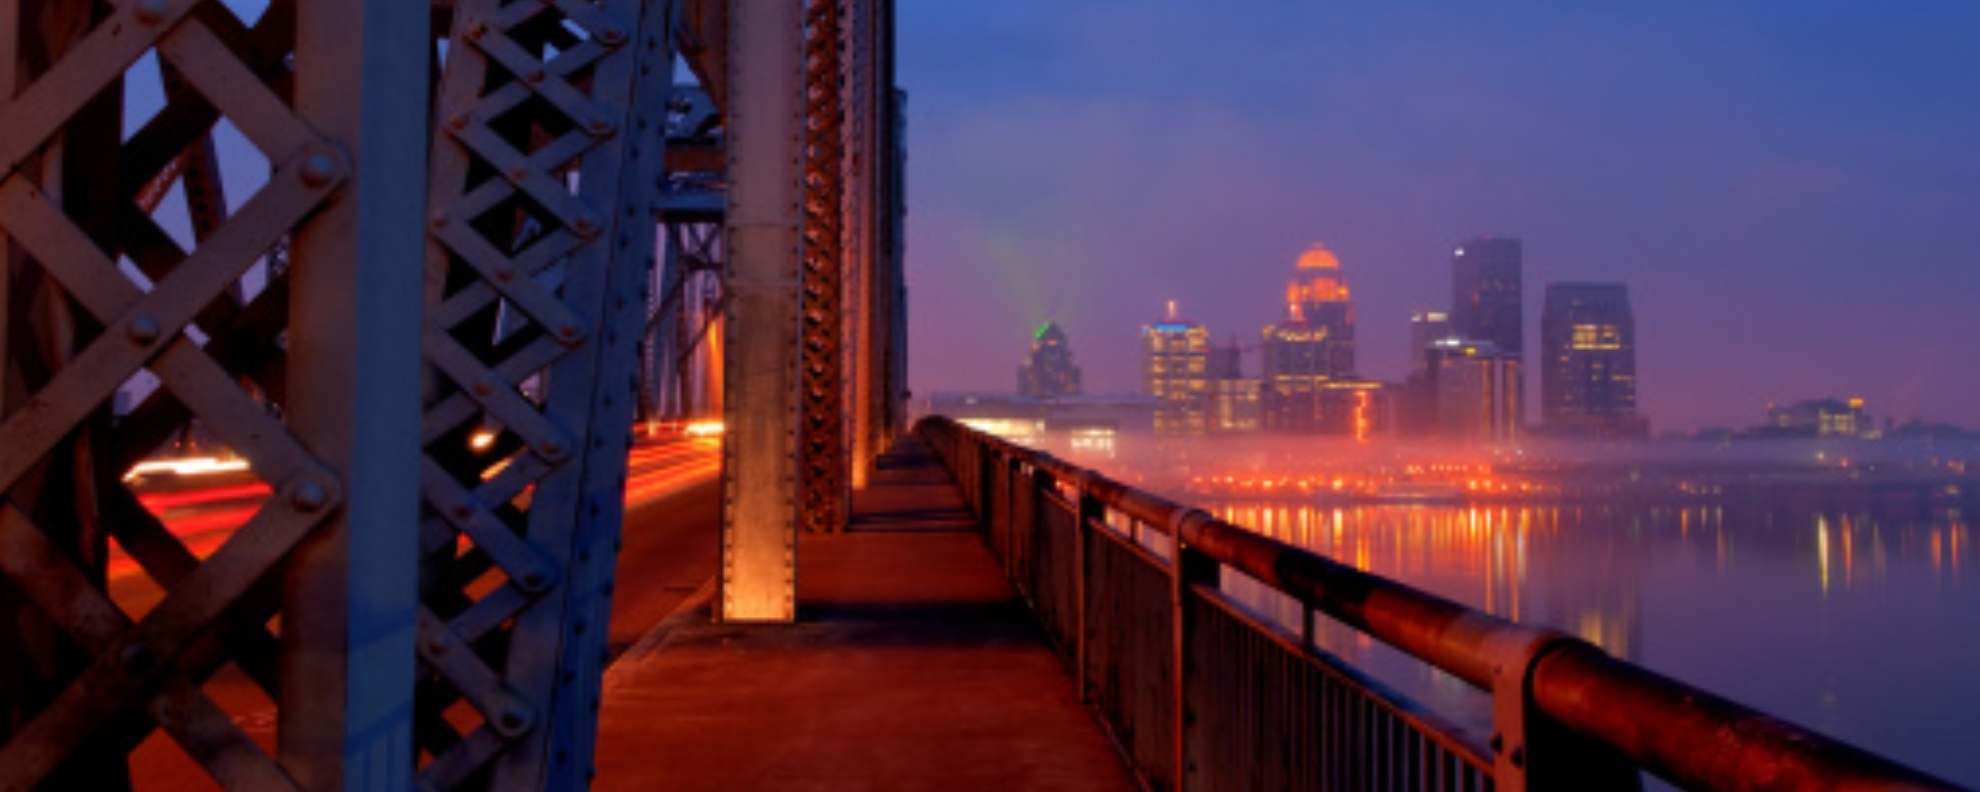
[[896, 2, 1980, 433]]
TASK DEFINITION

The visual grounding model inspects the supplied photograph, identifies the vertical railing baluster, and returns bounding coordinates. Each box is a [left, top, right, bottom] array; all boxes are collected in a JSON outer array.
[[1076, 473, 1102, 704], [1172, 509, 1215, 792]]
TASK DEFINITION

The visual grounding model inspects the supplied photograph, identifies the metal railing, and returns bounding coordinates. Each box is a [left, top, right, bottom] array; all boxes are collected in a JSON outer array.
[[919, 417, 1967, 792]]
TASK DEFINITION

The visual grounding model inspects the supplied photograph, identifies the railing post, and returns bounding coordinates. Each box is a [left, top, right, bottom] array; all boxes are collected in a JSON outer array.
[[1027, 461, 1054, 605], [1488, 631, 1642, 792], [976, 441, 993, 524], [1005, 456, 1024, 592], [1171, 509, 1217, 792], [1074, 472, 1103, 705]]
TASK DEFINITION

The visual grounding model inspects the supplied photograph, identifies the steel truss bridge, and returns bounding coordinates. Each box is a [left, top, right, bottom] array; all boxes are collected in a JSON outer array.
[[0, 0, 898, 789], [0, 2, 1970, 792]]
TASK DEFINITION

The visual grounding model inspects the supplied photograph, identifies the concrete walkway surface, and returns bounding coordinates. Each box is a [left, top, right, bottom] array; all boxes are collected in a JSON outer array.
[[593, 436, 1139, 791]]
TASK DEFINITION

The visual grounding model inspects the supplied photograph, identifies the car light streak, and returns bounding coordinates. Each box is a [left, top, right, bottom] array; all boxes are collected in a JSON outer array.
[[112, 438, 722, 581]]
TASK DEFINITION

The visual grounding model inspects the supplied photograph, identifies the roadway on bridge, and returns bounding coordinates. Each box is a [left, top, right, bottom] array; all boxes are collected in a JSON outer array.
[[593, 436, 1137, 791], [115, 431, 723, 789], [107, 432, 1136, 789]]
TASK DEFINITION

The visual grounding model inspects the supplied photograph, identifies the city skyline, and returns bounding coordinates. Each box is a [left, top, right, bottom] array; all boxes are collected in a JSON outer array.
[[900, 3, 1980, 432]]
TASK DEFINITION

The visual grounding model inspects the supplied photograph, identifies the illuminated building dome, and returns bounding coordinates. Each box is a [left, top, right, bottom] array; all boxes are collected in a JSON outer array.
[[1295, 243, 1341, 271], [1288, 243, 1350, 308]]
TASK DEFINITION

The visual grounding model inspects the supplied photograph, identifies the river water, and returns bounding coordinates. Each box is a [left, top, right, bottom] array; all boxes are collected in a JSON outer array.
[[1198, 499, 1979, 786]]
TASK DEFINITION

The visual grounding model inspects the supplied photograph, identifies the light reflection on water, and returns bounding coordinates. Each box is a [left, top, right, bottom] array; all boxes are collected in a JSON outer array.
[[1209, 501, 1979, 787]]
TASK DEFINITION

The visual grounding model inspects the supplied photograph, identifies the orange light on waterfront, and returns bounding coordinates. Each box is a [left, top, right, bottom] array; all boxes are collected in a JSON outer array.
[[1817, 518, 1831, 595], [1842, 516, 1855, 588]]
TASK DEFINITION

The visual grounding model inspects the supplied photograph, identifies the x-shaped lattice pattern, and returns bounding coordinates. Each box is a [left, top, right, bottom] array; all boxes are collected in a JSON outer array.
[[0, 1, 338, 788], [798, 0, 849, 535], [418, 0, 670, 788]]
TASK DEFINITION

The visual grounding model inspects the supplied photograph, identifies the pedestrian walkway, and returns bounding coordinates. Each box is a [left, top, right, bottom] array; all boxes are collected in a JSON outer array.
[[593, 436, 1138, 791]]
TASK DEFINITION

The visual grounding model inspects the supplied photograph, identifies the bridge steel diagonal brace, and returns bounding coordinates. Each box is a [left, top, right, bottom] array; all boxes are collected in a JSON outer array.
[[419, 0, 675, 788]]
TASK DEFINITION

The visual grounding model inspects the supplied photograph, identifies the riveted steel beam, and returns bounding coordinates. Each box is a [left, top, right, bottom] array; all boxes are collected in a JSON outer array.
[[720, 0, 806, 621], [797, 0, 848, 534]]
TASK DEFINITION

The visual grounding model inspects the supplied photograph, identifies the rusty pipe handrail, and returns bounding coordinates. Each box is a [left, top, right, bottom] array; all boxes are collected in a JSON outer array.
[[920, 416, 1967, 792]]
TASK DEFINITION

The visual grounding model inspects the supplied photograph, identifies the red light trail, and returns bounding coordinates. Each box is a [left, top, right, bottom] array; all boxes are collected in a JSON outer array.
[[112, 435, 722, 581]]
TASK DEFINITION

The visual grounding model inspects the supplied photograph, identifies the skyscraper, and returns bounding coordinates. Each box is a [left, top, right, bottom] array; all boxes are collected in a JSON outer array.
[[1408, 310, 1454, 379], [1017, 322, 1082, 399], [1142, 302, 1210, 434], [1427, 338, 1521, 443], [1400, 311, 1454, 435], [1541, 283, 1646, 438], [1452, 237, 1522, 358], [1283, 242, 1356, 376], [1262, 243, 1355, 431], [1204, 340, 1260, 433]]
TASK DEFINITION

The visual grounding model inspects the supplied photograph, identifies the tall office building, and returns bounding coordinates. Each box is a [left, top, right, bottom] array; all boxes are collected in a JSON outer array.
[[1284, 242, 1356, 375], [1427, 338, 1521, 443], [1262, 244, 1356, 431], [1452, 237, 1522, 358], [1017, 322, 1082, 399], [1400, 311, 1454, 435], [1540, 283, 1645, 438], [1204, 340, 1259, 433], [1142, 302, 1210, 434], [1408, 310, 1454, 378]]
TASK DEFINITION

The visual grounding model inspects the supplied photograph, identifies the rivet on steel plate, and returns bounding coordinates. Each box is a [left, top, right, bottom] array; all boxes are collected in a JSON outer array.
[[290, 480, 329, 513], [596, 26, 626, 47], [494, 698, 537, 738], [518, 567, 555, 593], [300, 153, 340, 187], [586, 116, 616, 138], [447, 112, 470, 131], [126, 315, 162, 345], [120, 642, 157, 674]]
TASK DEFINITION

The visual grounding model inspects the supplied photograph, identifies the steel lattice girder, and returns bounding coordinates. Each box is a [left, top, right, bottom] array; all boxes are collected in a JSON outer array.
[[418, 0, 675, 788], [0, 1, 425, 790], [0, 0, 901, 784], [797, 0, 848, 535]]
